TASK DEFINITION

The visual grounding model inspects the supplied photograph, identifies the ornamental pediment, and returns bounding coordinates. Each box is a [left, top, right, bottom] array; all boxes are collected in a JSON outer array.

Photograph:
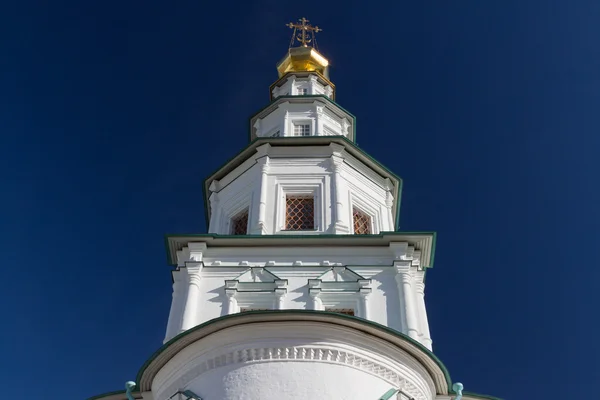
[[308, 267, 371, 295], [225, 267, 287, 294]]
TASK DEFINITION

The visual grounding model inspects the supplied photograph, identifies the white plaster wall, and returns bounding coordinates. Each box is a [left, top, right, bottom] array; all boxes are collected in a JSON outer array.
[[254, 102, 351, 138], [164, 242, 430, 349], [272, 75, 332, 98], [208, 162, 259, 235], [207, 145, 394, 236], [153, 322, 436, 400], [186, 361, 391, 400], [195, 264, 396, 326]]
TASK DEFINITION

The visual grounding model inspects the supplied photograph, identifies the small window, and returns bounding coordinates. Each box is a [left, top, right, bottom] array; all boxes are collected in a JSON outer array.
[[298, 88, 308, 95], [231, 209, 249, 235], [326, 308, 355, 316], [293, 123, 311, 136], [285, 195, 314, 230], [240, 308, 269, 312], [353, 208, 371, 234]]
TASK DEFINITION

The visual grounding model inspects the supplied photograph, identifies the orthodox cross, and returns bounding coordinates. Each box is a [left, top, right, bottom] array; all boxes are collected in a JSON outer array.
[[287, 17, 322, 48]]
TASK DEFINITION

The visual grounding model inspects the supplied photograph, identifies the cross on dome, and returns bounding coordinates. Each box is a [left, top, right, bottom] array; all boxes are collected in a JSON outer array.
[[287, 17, 322, 48]]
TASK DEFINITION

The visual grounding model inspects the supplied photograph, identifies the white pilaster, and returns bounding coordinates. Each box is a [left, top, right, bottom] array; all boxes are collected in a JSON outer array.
[[208, 190, 219, 234], [359, 291, 370, 319], [275, 290, 285, 309], [384, 178, 395, 231], [315, 105, 324, 136], [254, 156, 270, 234], [341, 118, 350, 137], [414, 271, 433, 350], [181, 266, 202, 331], [225, 289, 238, 314], [283, 109, 289, 136], [324, 85, 333, 98], [310, 291, 323, 310], [329, 144, 350, 233], [164, 270, 185, 343], [395, 261, 419, 340], [309, 74, 318, 94]]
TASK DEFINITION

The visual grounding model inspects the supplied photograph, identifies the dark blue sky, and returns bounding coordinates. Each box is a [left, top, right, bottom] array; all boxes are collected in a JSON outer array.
[[1, 1, 599, 399]]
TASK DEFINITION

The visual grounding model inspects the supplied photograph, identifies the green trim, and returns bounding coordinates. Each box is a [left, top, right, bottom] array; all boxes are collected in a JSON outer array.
[[247, 94, 357, 144], [200, 135, 405, 234], [134, 310, 452, 392], [165, 231, 436, 267], [378, 388, 399, 400]]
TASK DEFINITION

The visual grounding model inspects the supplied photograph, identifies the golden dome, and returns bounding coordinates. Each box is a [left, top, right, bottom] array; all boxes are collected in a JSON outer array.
[[276, 46, 330, 79]]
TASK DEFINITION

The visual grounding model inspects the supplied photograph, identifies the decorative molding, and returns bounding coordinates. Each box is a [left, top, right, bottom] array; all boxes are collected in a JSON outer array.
[[160, 346, 427, 400]]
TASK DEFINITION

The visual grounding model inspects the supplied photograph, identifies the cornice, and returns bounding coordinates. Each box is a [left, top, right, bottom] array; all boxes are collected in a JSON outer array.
[[166, 233, 436, 269]]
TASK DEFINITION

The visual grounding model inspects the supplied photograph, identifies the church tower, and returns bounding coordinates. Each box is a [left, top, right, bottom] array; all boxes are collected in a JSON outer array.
[[89, 18, 499, 400]]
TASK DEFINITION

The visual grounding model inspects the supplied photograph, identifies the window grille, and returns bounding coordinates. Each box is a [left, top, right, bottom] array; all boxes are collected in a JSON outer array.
[[298, 88, 308, 95], [326, 308, 355, 316], [293, 123, 311, 136], [353, 207, 371, 234], [285, 196, 314, 230], [231, 209, 249, 235]]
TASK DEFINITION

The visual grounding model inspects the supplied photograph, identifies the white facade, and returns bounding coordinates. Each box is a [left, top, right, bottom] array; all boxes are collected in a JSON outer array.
[[88, 43, 498, 400], [252, 100, 352, 139], [271, 72, 334, 99], [206, 142, 396, 235], [163, 237, 433, 351], [153, 319, 437, 400], [251, 98, 353, 140]]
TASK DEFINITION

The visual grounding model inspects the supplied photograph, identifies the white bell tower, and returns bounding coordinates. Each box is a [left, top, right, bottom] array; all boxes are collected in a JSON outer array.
[[88, 18, 499, 400]]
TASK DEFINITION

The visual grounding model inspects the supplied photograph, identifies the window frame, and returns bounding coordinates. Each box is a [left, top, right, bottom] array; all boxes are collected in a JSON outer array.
[[230, 208, 250, 235], [292, 122, 311, 137], [352, 207, 372, 235], [349, 194, 381, 235], [274, 179, 324, 234]]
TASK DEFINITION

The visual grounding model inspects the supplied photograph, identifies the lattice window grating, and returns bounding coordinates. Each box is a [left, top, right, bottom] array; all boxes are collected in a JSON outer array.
[[285, 196, 315, 230], [353, 207, 372, 234], [231, 209, 249, 235]]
